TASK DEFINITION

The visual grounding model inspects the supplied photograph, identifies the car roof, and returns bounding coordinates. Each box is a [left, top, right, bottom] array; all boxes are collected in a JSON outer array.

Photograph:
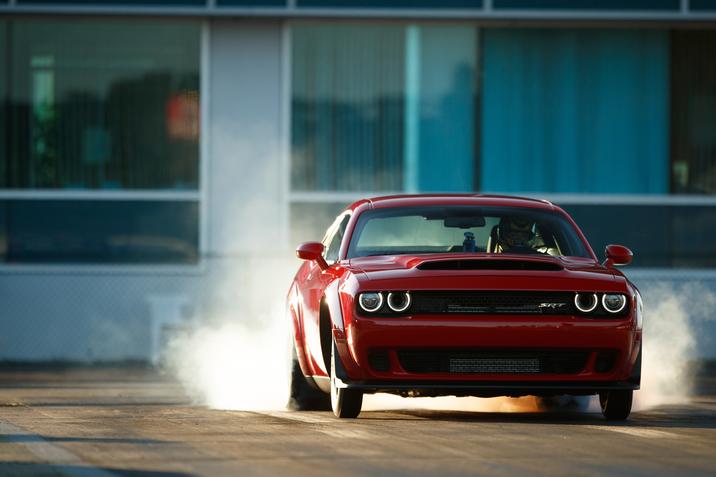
[[346, 194, 555, 212]]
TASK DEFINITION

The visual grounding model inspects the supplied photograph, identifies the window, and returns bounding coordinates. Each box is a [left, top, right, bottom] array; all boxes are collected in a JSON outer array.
[[480, 28, 669, 194], [3, 20, 200, 190], [291, 23, 478, 193], [323, 213, 350, 263], [563, 203, 716, 268], [671, 30, 716, 194], [0, 19, 201, 264], [0, 20, 6, 187], [0, 200, 198, 264], [348, 206, 590, 259]]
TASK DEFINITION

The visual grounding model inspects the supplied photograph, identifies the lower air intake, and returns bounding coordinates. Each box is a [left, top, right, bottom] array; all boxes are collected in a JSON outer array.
[[398, 349, 589, 375], [448, 357, 540, 374]]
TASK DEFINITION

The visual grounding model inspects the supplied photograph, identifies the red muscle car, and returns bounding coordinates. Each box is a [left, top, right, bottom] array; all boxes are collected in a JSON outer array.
[[287, 195, 642, 420]]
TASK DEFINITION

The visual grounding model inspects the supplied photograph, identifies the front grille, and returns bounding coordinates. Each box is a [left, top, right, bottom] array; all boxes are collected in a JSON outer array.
[[409, 291, 574, 315], [398, 349, 589, 375]]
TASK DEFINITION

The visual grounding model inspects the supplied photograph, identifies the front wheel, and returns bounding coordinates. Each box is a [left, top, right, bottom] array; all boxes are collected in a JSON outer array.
[[330, 344, 362, 418], [599, 390, 633, 421]]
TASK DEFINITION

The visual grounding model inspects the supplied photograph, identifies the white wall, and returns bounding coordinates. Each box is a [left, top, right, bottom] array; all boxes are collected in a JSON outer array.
[[208, 20, 287, 255]]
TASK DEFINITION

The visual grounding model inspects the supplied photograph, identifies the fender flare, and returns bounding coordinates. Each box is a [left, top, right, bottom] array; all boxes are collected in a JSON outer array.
[[323, 280, 345, 333]]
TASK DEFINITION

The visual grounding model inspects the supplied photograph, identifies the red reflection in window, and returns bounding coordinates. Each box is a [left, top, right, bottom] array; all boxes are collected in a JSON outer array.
[[166, 91, 200, 141]]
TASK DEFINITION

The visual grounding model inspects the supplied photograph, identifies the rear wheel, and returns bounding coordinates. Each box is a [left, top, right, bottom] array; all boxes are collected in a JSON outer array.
[[599, 390, 633, 421], [287, 349, 330, 411], [330, 344, 363, 418]]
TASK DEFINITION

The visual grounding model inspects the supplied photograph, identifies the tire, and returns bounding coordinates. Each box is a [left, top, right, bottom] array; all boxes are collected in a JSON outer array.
[[287, 349, 330, 411], [599, 390, 633, 421], [330, 343, 363, 418]]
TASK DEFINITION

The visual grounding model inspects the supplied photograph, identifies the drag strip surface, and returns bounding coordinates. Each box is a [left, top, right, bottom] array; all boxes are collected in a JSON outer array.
[[0, 368, 714, 477]]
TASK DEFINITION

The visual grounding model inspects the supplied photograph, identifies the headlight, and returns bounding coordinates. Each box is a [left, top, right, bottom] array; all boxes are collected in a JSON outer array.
[[574, 292, 598, 313], [602, 293, 627, 314], [358, 292, 383, 313], [387, 292, 411, 312]]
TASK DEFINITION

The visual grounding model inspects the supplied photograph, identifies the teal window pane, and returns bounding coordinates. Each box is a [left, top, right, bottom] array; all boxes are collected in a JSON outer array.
[[1, 200, 198, 264], [691, 0, 716, 10], [0, 20, 6, 188], [5, 19, 200, 190], [562, 204, 716, 268], [291, 23, 477, 193], [494, 0, 678, 10], [480, 29, 669, 194], [411, 25, 477, 192]]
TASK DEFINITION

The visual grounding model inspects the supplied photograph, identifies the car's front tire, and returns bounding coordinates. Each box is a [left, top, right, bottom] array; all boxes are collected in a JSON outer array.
[[599, 390, 633, 420], [330, 343, 362, 418]]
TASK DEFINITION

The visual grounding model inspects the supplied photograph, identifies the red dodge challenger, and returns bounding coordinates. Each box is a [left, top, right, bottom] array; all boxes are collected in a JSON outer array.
[[287, 195, 642, 420]]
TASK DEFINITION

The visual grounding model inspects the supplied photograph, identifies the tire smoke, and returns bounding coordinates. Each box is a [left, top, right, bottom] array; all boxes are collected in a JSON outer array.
[[165, 260, 714, 414], [163, 257, 295, 411], [634, 282, 715, 410], [166, 319, 292, 410]]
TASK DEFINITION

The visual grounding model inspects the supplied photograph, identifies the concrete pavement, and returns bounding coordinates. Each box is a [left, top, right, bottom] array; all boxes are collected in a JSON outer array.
[[0, 367, 714, 476]]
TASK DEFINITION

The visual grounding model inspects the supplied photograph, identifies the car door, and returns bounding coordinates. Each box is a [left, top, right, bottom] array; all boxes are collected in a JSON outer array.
[[298, 213, 350, 377]]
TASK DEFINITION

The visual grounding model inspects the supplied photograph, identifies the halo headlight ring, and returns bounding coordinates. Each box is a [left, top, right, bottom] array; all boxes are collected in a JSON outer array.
[[387, 292, 411, 313], [602, 293, 627, 314], [358, 292, 384, 313], [574, 292, 599, 313]]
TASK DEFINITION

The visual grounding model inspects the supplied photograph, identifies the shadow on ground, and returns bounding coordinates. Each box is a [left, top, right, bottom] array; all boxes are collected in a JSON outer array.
[[359, 405, 716, 429], [3, 435, 172, 445], [1, 462, 191, 476]]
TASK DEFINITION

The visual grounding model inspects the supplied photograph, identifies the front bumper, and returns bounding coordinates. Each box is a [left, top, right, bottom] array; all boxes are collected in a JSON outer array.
[[334, 313, 641, 394]]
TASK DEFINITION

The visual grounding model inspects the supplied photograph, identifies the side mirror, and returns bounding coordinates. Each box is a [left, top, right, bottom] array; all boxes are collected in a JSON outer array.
[[296, 242, 329, 270], [604, 244, 633, 268]]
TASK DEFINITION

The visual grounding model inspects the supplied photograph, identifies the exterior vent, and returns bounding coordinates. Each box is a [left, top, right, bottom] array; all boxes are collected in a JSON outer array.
[[417, 260, 562, 271], [409, 291, 574, 315], [398, 349, 589, 375]]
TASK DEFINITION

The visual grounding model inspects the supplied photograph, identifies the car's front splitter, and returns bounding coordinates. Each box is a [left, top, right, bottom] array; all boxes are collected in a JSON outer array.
[[341, 380, 640, 398]]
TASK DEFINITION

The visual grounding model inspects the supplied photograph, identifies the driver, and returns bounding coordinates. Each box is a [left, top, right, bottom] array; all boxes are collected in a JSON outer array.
[[496, 216, 537, 253]]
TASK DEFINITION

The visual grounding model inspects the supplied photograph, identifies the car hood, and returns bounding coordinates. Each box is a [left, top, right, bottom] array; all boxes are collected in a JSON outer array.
[[347, 253, 625, 292]]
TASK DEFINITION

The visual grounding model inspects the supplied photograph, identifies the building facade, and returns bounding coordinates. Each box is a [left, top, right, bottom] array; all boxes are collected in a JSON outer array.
[[1, 1, 715, 361]]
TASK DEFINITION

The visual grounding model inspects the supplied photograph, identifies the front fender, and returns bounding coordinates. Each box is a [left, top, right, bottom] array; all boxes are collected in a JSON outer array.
[[324, 276, 363, 380], [324, 280, 345, 334]]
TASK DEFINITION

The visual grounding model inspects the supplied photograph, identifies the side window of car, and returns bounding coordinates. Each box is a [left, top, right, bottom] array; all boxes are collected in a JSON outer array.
[[324, 214, 350, 264]]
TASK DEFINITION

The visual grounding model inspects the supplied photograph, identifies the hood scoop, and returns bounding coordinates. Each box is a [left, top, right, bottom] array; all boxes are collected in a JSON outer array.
[[416, 259, 563, 272]]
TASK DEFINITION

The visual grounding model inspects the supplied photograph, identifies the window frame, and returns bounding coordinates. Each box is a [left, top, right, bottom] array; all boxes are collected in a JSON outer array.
[[0, 19, 209, 274]]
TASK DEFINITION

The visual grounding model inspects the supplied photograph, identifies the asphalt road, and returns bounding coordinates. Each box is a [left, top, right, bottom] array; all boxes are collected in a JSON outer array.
[[0, 368, 714, 477]]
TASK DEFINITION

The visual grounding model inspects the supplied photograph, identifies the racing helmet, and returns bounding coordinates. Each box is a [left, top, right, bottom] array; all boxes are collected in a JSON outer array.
[[497, 216, 536, 250]]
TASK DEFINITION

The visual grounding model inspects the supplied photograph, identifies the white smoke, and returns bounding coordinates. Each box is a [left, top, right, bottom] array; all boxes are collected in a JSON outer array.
[[166, 318, 291, 410], [163, 255, 296, 411], [165, 264, 715, 413], [634, 282, 716, 410]]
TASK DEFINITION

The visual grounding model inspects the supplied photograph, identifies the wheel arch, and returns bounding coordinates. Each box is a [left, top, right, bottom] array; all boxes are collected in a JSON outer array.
[[320, 279, 346, 374]]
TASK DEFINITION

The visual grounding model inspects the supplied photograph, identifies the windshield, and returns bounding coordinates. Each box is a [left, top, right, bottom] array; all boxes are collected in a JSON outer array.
[[347, 206, 591, 259]]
